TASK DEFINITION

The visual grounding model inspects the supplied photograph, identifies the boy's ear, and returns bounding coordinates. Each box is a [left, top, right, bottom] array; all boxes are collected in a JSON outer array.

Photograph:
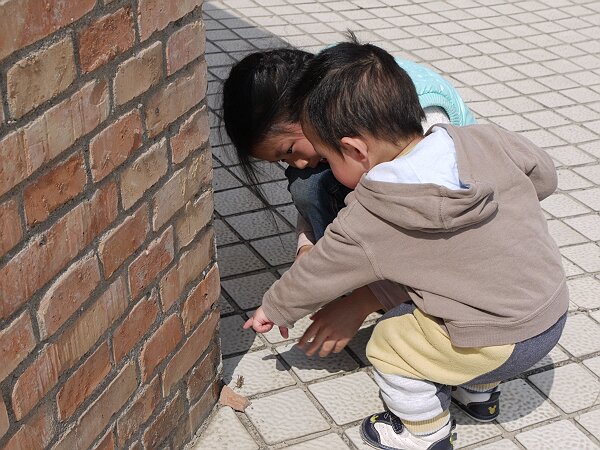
[[340, 136, 369, 163]]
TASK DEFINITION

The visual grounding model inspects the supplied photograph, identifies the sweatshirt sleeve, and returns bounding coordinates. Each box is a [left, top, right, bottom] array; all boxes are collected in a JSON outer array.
[[501, 128, 558, 200], [262, 208, 381, 328]]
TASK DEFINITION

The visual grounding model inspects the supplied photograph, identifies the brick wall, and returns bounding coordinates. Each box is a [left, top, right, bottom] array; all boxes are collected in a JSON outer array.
[[0, 1, 221, 449]]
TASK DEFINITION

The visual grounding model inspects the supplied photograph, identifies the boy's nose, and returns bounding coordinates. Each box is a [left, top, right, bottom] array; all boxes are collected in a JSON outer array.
[[291, 159, 309, 169]]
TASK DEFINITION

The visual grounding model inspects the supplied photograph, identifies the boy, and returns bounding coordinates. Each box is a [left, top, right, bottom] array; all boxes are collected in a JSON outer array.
[[244, 40, 568, 450]]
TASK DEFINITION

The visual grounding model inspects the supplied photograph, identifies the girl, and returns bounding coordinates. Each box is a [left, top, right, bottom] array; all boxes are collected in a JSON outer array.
[[222, 47, 476, 357]]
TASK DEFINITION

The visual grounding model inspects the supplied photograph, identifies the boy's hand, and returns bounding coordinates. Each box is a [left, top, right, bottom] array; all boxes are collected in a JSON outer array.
[[243, 306, 289, 338], [298, 296, 368, 357]]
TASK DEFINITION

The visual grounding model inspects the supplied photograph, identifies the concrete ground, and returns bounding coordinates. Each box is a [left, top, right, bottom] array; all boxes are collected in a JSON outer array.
[[190, 0, 600, 448]]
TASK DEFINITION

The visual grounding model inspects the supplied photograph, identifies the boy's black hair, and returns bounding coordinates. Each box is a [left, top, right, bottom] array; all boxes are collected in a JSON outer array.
[[290, 37, 425, 153], [222, 48, 313, 191]]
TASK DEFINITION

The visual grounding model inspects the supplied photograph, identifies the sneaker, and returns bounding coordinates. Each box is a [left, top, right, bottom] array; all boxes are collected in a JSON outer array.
[[360, 411, 456, 450], [451, 387, 500, 422]]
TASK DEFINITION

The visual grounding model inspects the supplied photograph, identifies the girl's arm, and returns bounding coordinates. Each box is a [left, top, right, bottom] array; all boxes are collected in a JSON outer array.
[[296, 214, 316, 254]]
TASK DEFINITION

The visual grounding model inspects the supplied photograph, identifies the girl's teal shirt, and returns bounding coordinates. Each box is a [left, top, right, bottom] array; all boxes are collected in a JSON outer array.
[[396, 58, 477, 126]]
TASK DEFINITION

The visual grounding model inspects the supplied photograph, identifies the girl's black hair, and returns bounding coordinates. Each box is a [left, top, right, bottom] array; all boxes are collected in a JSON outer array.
[[290, 36, 425, 153], [222, 48, 313, 192]]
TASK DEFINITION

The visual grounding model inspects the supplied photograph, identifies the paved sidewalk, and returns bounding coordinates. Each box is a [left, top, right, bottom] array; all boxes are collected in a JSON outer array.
[[190, 0, 600, 448]]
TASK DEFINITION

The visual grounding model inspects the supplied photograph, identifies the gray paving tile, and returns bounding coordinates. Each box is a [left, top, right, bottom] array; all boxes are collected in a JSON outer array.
[[225, 210, 291, 240], [222, 348, 296, 396], [282, 433, 350, 450], [190, 407, 258, 450], [516, 419, 599, 450], [221, 271, 278, 310], [496, 379, 560, 432], [529, 363, 600, 414], [561, 243, 600, 273], [220, 314, 264, 355], [559, 313, 600, 357], [218, 294, 235, 314], [449, 403, 503, 448], [576, 408, 600, 442], [218, 244, 265, 277], [583, 355, 600, 378], [541, 194, 591, 218], [214, 187, 264, 216], [276, 343, 359, 382], [547, 220, 587, 247], [246, 389, 330, 444], [308, 372, 384, 425], [214, 218, 240, 246], [250, 233, 296, 266], [565, 215, 600, 242]]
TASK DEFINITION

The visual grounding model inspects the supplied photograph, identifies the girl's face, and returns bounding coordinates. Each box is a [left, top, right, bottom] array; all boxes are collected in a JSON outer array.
[[252, 123, 323, 169]]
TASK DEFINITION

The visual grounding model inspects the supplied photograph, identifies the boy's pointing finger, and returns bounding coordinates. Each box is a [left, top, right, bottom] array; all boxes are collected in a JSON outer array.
[[243, 317, 254, 330]]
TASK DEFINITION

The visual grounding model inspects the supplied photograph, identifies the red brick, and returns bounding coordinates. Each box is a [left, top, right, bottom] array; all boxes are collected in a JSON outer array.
[[128, 226, 174, 299], [170, 106, 209, 164], [56, 342, 112, 420], [139, 314, 182, 381], [152, 149, 213, 231], [6, 37, 76, 118], [171, 417, 193, 450], [182, 264, 220, 333], [0, 0, 95, 60], [163, 309, 219, 396], [11, 277, 127, 420], [0, 197, 22, 258], [112, 291, 159, 362], [187, 344, 220, 403], [37, 252, 101, 339], [145, 61, 207, 137], [24, 151, 87, 226], [0, 182, 117, 320], [166, 20, 205, 75], [0, 131, 28, 198], [0, 91, 4, 125], [129, 441, 143, 450], [79, 7, 135, 73], [93, 429, 116, 450], [159, 229, 214, 312], [0, 311, 36, 383], [90, 109, 144, 182], [189, 381, 220, 436], [138, 0, 202, 41], [120, 138, 168, 210], [98, 204, 149, 278], [3, 405, 55, 450], [53, 362, 137, 450], [113, 42, 163, 106], [142, 392, 184, 450], [0, 397, 8, 439], [116, 376, 161, 446], [0, 79, 109, 197], [175, 190, 213, 250]]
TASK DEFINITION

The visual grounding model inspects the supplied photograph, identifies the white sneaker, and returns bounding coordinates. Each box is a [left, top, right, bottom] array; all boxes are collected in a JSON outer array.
[[360, 411, 456, 450]]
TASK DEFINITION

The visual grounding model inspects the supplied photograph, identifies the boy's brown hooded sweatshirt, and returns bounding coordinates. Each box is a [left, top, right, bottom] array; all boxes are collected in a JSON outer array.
[[262, 124, 569, 348]]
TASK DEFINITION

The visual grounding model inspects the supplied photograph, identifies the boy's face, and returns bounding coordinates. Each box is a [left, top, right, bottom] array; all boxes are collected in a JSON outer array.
[[304, 128, 367, 189]]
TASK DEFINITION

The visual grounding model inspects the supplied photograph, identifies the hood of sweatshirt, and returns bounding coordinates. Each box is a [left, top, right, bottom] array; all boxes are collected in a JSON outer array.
[[353, 163, 498, 234]]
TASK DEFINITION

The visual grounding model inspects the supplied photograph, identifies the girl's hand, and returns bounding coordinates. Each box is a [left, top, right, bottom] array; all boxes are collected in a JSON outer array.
[[296, 244, 313, 260], [243, 307, 289, 338]]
